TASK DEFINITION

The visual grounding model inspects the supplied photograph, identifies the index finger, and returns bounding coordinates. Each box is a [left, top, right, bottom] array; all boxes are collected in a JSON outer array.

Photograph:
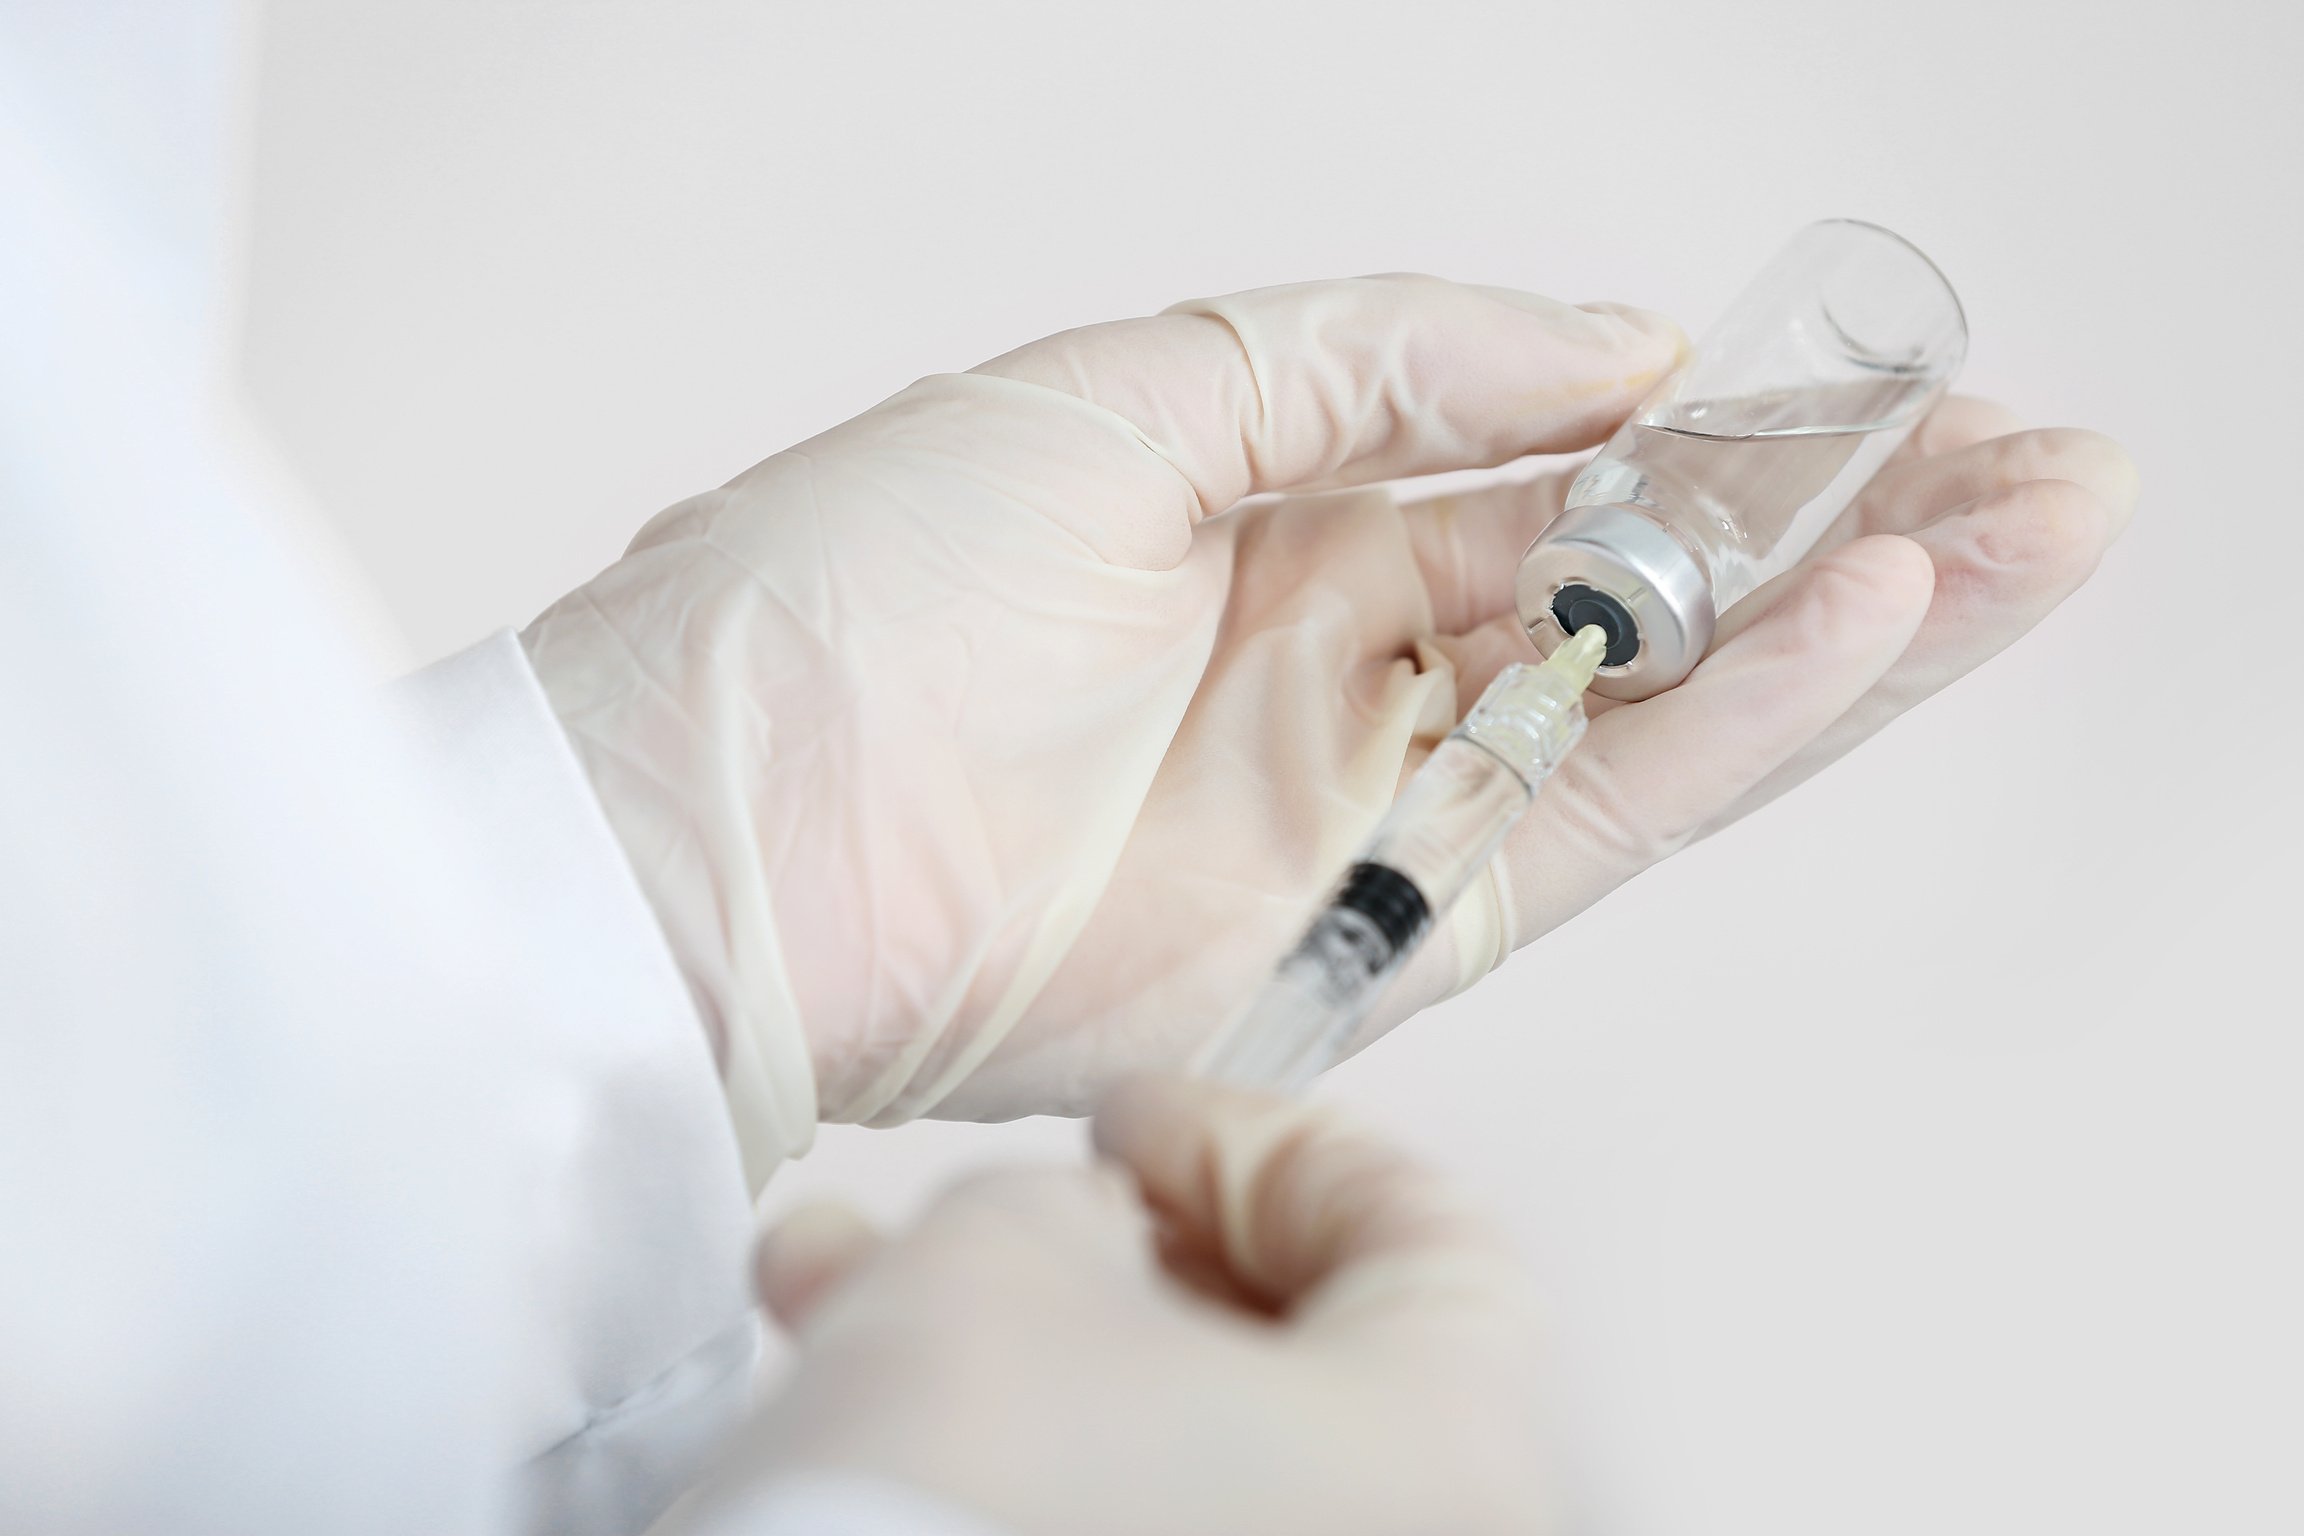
[[973, 276, 1684, 527]]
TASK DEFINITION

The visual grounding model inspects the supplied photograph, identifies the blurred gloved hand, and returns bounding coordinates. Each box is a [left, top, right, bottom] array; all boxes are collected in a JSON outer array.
[[666, 1076, 1554, 1536], [522, 276, 2136, 1174]]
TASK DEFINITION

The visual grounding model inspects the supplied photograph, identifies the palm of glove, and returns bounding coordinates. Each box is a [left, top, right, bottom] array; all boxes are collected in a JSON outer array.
[[526, 276, 2134, 1151]]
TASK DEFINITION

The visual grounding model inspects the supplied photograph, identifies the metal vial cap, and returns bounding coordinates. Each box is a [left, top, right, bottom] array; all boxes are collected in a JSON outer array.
[[1514, 503, 1716, 702]]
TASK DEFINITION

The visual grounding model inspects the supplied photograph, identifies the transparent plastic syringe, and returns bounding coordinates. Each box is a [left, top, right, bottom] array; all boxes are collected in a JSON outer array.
[[1196, 626, 1609, 1093]]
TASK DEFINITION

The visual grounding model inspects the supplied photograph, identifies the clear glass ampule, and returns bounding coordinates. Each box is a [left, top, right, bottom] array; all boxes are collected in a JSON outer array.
[[1196, 630, 1607, 1093], [1517, 219, 1968, 701]]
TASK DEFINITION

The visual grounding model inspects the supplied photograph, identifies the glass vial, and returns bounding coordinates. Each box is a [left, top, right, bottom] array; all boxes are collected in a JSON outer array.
[[1516, 219, 1967, 700]]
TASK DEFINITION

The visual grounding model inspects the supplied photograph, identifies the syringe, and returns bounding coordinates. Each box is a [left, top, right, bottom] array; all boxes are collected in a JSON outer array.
[[1195, 626, 1608, 1093]]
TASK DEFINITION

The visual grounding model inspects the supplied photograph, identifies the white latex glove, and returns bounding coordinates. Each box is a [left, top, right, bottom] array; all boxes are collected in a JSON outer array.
[[522, 277, 2136, 1172], [668, 1076, 1555, 1536]]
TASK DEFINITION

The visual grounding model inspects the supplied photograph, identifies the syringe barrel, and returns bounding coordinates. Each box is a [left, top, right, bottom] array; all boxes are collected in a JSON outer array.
[[1197, 717, 1565, 1090], [1196, 894, 1402, 1093], [1196, 653, 1595, 1093], [1357, 734, 1534, 921]]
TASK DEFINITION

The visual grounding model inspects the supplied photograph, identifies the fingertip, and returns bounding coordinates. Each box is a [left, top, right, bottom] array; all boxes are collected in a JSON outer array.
[[1575, 300, 1691, 364], [1092, 1072, 1268, 1179], [754, 1201, 883, 1331], [1462, 286, 1684, 380], [1697, 536, 1937, 716], [1967, 478, 2119, 589], [1835, 478, 2116, 717], [1850, 530, 1940, 610], [1089, 1072, 1180, 1159], [1092, 1073, 1349, 1279], [1712, 532, 1930, 656], [1804, 533, 1938, 641], [2033, 428, 2141, 530], [1911, 395, 2029, 458]]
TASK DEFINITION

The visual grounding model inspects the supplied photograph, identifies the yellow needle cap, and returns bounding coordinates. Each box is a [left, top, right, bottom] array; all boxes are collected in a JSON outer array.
[[1541, 624, 1610, 697]]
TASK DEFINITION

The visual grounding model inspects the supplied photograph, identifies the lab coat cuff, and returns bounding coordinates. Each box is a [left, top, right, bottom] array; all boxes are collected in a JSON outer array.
[[391, 628, 762, 1533], [393, 628, 720, 1083]]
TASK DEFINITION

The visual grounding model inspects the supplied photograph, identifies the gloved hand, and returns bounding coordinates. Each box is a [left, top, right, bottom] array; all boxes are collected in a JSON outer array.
[[666, 1076, 1556, 1536], [522, 276, 2136, 1174]]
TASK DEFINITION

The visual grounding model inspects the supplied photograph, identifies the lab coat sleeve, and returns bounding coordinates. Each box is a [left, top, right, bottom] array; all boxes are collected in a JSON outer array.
[[4, 9, 791, 1522], [393, 630, 764, 1536], [400, 639, 1015, 1536]]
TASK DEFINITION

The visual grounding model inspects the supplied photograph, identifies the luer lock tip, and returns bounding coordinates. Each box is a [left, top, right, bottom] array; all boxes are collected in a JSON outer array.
[[1544, 624, 1610, 697]]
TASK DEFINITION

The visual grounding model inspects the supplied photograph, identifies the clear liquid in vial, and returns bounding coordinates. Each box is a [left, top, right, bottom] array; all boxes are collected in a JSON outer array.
[[1566, 378, 1941, 610]]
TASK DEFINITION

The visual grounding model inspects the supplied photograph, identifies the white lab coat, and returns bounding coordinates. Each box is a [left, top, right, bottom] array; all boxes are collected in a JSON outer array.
[[0, 7, 993, 1533]]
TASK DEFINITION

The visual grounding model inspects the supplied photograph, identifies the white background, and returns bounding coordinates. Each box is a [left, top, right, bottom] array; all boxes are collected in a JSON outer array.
[[238, 3, 2300, 1532]]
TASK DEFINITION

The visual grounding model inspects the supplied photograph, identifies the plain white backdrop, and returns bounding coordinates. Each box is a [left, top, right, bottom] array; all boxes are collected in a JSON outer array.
[[236, 3, 2299, 1532]]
